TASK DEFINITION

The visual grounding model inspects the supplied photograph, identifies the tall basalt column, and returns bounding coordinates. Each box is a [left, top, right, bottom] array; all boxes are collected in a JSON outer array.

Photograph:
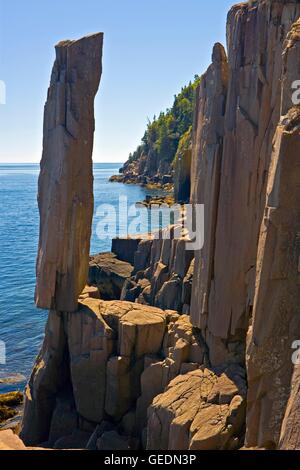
[[35, 33, 103, 312], [190, 43, 228, 338], [246, 18, 300, 450], [209, 0, 300, 347]]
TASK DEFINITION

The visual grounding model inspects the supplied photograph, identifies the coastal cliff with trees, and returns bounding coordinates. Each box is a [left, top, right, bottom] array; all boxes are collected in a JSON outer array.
[[1, 0, 300, 453], [110, 75, 201, 200]]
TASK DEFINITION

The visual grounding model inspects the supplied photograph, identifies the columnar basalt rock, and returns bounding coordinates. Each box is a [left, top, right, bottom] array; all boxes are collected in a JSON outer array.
[[189, 42, 228, 359], [121, 228, 194, 313], [20, 294, 205, 448], [147, 365, 247, 451], [190, 0, 300, 368], [186, 0, 300, 449], [35, 33, 103, 312], [246, 107, 300, 448], [19, 0, 300, 452], [246, 17, 300, 449], [280, 366, 300, 450]]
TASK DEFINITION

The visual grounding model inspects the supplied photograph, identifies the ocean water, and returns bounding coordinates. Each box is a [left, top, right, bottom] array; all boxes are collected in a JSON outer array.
[[0, 163, 164, 393]]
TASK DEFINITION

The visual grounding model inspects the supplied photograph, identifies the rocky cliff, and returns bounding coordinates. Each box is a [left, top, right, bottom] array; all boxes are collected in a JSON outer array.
[[19, 0, 300, 451], [109, 76, 200, 194], [189, 0, 300, 449]]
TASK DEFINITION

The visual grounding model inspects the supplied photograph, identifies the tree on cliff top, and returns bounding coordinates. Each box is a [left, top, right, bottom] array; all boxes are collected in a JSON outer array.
[[126, 75, 201, 171]]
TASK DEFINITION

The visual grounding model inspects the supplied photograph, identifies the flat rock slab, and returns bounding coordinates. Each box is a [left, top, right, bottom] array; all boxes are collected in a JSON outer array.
[[101, 301, 167, 359]]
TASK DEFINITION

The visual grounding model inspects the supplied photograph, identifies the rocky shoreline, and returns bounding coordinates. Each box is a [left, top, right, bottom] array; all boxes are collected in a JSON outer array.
[[109, 173, 174, 193], [0, 392, 23, 432], [2, 0, 300, 452]]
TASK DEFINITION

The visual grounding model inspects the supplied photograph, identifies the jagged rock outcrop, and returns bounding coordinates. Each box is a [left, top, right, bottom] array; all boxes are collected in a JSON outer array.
[[110, 156, 174, 191], [35, 33, 103, 312], [121, 229, 194, 313]]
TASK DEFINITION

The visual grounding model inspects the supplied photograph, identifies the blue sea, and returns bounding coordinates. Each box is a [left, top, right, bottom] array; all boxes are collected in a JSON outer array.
[[0, 163, 164, 393]]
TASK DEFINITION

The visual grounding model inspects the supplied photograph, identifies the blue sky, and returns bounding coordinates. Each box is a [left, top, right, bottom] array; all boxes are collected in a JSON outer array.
[[0, 0, 234, 163]]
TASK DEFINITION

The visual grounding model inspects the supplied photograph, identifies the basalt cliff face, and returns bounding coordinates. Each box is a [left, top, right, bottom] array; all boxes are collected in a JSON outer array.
[[188, 0, 300, 449], [19, 0, 300, 451]]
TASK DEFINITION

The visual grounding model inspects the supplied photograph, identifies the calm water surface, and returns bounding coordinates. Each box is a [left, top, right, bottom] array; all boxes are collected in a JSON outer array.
[[0, 163, 163, 392]]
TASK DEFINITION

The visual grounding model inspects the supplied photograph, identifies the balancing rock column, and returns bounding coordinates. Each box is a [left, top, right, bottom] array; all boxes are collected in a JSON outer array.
[[35, 33, 103, 312]]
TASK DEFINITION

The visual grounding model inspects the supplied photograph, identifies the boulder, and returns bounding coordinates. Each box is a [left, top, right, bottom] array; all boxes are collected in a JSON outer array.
[[147, 365, 246, 450], [135, 316, 204, 433], [88, 252, 133, 300], [0, 430, 45, 450], [0, 430, 27, 450]]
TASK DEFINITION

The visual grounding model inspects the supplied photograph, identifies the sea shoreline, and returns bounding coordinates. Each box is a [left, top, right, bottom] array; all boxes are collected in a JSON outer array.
[[0, 168, 170, 431]]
